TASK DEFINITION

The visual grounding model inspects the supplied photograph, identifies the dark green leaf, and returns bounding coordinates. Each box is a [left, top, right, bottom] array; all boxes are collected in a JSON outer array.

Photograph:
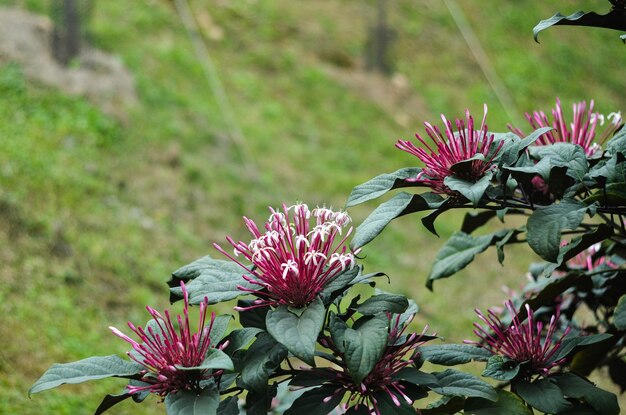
[[430, 369, 497, 401], [284, 385, 344, 415], [169, 255, 256, 305], [164, 385, 219, 415], [418, 344, 492, 366], [216, 397, 240, 415], [265, 297, 325, 365], [553, 373, 620, 415], [393, 367, 439, 388], [584, 182, 626, 205], [444, 171, 493, 206], [29, 355, 144, 395], [534, 10, 626, 43], [465, 389, 533, 415], [244, 383, 277, 415], [346, 167, 422, 207], [481, 355, 519, 381], [329, 313, 349, 354], [615, 295, 626, 329], [461, 211, 498, 234], [421, 202, 452, 237], [289, 368, 338, 387], [372, 391, 418, 414], [351, 192, 444, 249], [526, 200, 588, 262], [356, 294, 408, 315], [515, 378, 572, 414], [94, 392, 132, 415], [237, 300, 269, 330], [239, 333, 288, 392], [343, 315, 389, 383], [421, 396, 466, 415]]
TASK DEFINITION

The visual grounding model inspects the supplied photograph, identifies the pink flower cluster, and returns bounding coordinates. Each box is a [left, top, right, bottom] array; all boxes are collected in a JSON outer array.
[[215, 203, 357, 309], [320, 315, 430, 414], [510, 98, 622, 156], [110, 283, 219, 397], [396, 105, 503, 195], [468, 301, 570, 377]]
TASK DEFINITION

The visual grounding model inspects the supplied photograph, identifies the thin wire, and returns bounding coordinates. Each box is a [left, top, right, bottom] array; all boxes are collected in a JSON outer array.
[[443, 0, 523, 126], [173, 0, 258, 177]]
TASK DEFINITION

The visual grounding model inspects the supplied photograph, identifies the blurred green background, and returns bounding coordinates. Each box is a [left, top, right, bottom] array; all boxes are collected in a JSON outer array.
[[2, 0, 626, 413]]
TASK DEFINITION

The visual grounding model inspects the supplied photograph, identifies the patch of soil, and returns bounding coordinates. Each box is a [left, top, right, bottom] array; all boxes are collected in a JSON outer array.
[[0, 7, 137, 119]]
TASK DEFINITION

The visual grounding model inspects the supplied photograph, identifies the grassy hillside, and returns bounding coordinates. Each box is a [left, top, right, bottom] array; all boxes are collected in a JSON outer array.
[[2, 0, 626, 413]]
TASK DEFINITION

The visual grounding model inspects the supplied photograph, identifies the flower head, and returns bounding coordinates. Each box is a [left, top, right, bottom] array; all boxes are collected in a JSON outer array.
[[214, 203, 357, 309], [468, 300, 571, 377], [109, 282, 220, 397], [395, 105, 503, 195], [318, 315, 430, 414], [509, 98, 622, 156]]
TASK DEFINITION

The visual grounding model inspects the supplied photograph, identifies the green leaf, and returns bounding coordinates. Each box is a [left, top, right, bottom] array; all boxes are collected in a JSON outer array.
[[343, 315, 389, 384], [29, 355, 144, 395], [444, 171, 493, 206], [356, 293, 409, 315], [614, 295, 626, 330], [175, 348, 233, 371], [587, 156, 626, 185], [526, 200, 588, 262], [169, 255, 256, 305], [284, 385, 344, 415], [496, 128, 552, 167], [164, 385, 219, 415], [265, 297, 325, 365], [534, 143, 589, 181], [430, 369, 497, 401], [534, 10, 626, 43], [393, 367, 439, 388], [584, 182, 626, 206], [542, 224, 614, 276], [208, 315, 233, 347], [329, 313, 349, 354], [222, 327, 263, 355], [319, 266, 361, 303], [418, 344, 492, 366], [427, 231, 502, 288], [550, 333, 613, 363], [515, 378, 572, 414], [465, 389, 533, 415], [553, 373, 620, 415], [346, 167, 422, 207], [481, 355, 519, 381], [239, 332, 288, 392], [351, 192, 444, 249]]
